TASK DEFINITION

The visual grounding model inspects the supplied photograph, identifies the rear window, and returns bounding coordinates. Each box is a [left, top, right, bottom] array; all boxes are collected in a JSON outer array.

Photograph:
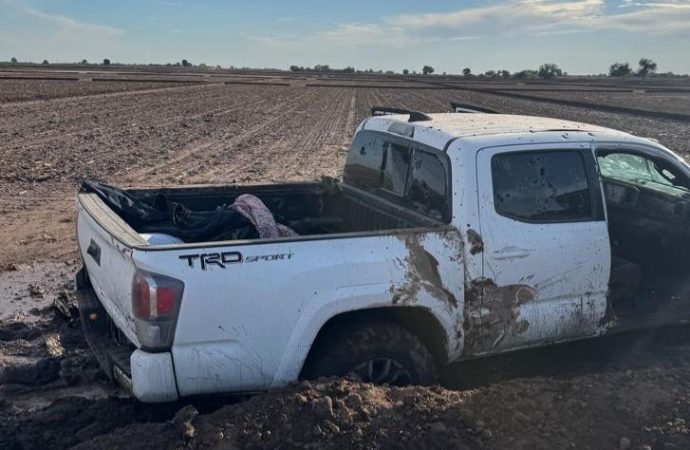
[[381, 142, 411, 196], [344, 133, 385, 190], [492, 151, 593, 222], [344, 131, 450, 222]]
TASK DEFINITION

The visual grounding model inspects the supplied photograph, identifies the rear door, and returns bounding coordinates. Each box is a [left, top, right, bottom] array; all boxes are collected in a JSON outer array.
[[473, 143, 610, 353]]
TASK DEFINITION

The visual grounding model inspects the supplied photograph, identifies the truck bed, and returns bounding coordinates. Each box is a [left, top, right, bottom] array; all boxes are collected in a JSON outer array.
[[81, 179, 444, 247]]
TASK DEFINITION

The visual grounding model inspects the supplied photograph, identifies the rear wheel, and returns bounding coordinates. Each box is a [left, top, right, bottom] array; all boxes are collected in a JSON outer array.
[[302, 319, 437, 386]]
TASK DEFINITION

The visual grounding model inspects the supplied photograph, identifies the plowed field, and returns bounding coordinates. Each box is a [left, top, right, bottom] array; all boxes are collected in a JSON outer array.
[[2, 71, 690, 449]]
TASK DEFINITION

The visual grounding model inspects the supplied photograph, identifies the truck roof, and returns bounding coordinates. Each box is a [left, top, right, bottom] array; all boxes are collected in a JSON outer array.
[[363, 112, 634, 151]]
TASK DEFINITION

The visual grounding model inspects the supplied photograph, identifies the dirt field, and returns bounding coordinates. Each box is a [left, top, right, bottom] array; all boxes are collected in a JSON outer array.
[[1, 70, 690, 449]]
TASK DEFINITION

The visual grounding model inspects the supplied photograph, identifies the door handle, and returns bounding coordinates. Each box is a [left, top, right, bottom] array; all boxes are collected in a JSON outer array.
[[492, 247, 531, 260]]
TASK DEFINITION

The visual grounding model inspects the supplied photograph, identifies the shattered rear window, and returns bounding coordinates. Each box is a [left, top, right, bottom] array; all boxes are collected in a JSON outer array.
[[407, 149, 448, 221]]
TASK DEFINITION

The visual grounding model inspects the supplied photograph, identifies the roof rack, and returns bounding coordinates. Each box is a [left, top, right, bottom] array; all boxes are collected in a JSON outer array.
[[370, 106, 432, 122], [450, 102, 499, 114]]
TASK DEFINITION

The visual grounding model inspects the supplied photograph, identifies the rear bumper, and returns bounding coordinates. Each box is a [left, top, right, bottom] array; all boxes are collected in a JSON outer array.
[[75, 266, 179, 402]]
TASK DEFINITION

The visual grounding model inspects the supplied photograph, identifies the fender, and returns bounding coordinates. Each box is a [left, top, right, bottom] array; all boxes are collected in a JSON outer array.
[[269, 282, 460, 387]]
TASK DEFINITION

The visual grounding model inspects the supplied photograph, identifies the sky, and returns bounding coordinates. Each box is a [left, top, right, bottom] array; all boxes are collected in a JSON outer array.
[[1, 0, 689, 75]]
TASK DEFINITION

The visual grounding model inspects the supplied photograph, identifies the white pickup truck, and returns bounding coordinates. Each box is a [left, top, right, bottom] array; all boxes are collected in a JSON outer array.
[[75, 106, 690, 402]]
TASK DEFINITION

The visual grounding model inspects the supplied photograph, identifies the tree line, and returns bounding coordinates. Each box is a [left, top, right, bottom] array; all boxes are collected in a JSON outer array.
[[2, 57, 667, 78], [414, 58, 659, 79]]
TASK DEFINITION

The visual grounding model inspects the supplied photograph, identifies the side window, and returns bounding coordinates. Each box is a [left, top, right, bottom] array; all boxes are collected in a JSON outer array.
[[598, 152, 689, 191], [492, 151, 593, 222], [381, 143, 411, 196], [598, 153, 659, 184], [407, 149, 448, 220]]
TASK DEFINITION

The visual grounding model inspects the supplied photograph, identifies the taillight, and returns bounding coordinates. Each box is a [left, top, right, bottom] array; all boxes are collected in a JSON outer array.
[[132, 270, 184, 350]]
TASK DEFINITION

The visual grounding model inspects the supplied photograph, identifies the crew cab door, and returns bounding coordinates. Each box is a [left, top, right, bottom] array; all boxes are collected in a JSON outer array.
[[472, 144, 610, 354]]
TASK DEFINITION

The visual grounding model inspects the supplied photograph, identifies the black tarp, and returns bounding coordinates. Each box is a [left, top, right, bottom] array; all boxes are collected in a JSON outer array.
[[81, 181, 259, 242]]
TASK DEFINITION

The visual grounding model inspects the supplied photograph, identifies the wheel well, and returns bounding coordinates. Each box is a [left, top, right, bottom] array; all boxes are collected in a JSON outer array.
[[301, 307, 448, 378]]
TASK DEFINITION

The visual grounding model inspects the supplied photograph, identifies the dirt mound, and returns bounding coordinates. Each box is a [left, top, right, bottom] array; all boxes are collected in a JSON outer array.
[[75, 379, 479, 450], [72, 363, 690, 450]]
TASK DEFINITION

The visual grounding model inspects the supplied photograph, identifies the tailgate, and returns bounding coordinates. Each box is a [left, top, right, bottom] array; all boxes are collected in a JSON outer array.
[[76, 194, 142, 347]]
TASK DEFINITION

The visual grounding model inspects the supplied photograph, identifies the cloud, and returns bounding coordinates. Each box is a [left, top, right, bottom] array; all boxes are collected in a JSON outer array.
[[385, 0, 604, 30], [0, 0, 125, 61], [597, 1, 690, 33], [384, 0, 690, 35], [250, 0, 689, 58], [7, 1, 124, 37]]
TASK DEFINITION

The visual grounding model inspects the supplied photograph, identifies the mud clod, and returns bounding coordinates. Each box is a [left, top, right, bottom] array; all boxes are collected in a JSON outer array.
[[28, 283, 44, 298], [466, 229, 484, 255]]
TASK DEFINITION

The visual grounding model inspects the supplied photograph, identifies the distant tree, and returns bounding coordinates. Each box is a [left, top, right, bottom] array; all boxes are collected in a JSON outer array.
[[10, 57, 17, 63], [499, 69, 511, 78], [102, 58, 111, 65], [609, 62, 632, 77], [514, 69, 538, 80], [343, 66, 355, 73], [80, 59, 88, 65], [637, 58, 657, 77], [42, 59, 49, 65], [181, 59, 191, 67], [538, 63, 562, 79], [402, 69, 409, 75], [462, 67, 471, 76], [422, 65, 434, 75], [484, 70, 497, 78]]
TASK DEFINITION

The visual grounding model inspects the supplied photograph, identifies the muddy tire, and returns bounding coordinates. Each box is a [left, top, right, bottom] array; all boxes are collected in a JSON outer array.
[[302, 319, 437, 386]]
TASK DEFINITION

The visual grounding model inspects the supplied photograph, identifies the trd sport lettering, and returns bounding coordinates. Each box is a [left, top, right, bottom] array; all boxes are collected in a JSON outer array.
[[245, 253, 294, 263], [179, 252, 243, 270]]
